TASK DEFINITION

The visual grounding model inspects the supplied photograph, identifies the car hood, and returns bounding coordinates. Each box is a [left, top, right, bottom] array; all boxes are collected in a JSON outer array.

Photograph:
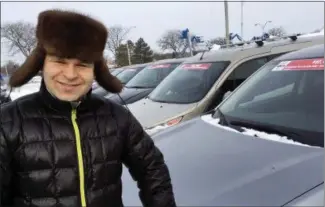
[[126, 98, 197, 128], [122, 114, 324, 206], [107, 87, 153, 105]]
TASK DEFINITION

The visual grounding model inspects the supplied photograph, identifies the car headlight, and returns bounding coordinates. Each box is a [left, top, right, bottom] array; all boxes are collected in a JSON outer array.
[[145, 116, 184, 135]]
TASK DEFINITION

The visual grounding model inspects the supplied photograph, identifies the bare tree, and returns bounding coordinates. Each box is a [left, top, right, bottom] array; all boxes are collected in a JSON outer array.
[[312, 26, 323, 33], [268, 26, 286, 37], [157, 29, 187, 55], [206, 37, 227, 48], [106, 25, 133, 59], [1, 21, 37, 57]]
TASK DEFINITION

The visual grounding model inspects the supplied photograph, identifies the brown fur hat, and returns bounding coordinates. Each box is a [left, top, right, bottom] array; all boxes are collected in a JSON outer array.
[[9, 9, 123, 93]]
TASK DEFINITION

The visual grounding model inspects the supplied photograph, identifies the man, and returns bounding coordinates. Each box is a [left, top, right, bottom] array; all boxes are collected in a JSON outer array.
[[0, 9, 176, 207]]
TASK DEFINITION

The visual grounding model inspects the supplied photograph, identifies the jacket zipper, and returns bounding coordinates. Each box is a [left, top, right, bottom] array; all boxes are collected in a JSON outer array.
[[71, 109, 87, 207]]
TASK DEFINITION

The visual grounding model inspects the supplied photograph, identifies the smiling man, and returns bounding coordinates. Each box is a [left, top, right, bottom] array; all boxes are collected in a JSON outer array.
[[0, 9, 176, 207]]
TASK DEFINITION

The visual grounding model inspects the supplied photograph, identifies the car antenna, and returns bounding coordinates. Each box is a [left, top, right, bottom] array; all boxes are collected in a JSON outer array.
[[199, 50, 206, 60]]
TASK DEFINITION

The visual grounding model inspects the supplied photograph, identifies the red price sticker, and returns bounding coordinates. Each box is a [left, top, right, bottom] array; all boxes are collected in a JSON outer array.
[[181, 63, 212, 70], [272, 58, 324, 71], [149, 64, 171, 69]]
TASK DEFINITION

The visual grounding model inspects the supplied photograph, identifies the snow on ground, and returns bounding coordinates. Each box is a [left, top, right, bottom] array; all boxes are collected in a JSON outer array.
[[10, 83, 40, 101], [210, 44, 221, 51], [8, 76, 42, 100], [201, 114, 318, 148]]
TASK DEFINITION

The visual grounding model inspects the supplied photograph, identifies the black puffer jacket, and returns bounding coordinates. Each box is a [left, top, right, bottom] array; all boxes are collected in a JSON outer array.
[[0, 82, 176, 207]]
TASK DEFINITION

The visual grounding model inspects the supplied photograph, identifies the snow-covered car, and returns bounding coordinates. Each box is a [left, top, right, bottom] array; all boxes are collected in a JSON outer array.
[[9, 77, 42, 101], [122, 44, 324, 206]]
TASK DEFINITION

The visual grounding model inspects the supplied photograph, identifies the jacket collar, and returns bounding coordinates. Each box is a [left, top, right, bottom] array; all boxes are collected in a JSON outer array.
[[38, 79, 93, 114]]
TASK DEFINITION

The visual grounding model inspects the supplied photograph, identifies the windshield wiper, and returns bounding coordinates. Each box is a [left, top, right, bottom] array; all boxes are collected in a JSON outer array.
[[229, 120, 299, 139], [129, 86, 148, 89], [149, 98, 170, 103], [147, 96, 182, 104], [215, 108, 230, 126]]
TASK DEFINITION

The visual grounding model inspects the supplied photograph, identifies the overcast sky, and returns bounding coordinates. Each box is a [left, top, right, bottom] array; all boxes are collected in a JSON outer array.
[[1, 0, 324, 65]]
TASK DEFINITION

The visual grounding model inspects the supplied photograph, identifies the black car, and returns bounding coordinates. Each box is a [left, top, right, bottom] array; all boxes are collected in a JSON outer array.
[[121, 44, 324, 206], [106, 58, 189, 105]]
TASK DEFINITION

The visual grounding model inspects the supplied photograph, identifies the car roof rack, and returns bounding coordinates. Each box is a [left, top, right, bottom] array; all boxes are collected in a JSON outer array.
[[219, 33, 301, 49]]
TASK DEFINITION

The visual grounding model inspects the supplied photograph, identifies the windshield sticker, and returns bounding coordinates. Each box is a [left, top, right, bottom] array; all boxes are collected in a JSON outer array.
[[149, 64, 171, 69], [272, 58, 324, 71], [181, 63, 212, 70]]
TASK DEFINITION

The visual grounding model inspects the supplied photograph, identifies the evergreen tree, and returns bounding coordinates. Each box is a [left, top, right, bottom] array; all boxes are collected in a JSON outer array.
[[131, 38, 153, 64], [115, 40, 135, 67]]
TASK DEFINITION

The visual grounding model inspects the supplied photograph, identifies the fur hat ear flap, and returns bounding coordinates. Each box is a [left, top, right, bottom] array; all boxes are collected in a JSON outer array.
[[9, 45, 45, 87], [94, 58, 123, 93]]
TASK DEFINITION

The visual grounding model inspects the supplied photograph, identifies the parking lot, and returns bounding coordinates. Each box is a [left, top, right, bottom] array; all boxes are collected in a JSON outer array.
[[0, 2, 324, 206]]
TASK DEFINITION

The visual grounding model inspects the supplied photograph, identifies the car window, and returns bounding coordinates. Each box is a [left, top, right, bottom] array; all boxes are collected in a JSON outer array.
[[205, 56, 270, 112], [116, 68, 142, 84], [219, 57, 324, 146], [148, 61, 230, 104], [160, 64, 178, 78], [226, 57, 268, 88], [266, 52, 288, 61], [126, 63, 180, 88], [111, 68, 123, 76], [92, 87, 109, 96], [220, 54, 289, 94]]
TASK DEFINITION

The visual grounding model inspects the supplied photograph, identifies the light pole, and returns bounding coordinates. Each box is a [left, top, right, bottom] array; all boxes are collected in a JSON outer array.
[[126, 42, 131, 65], [224, 0, 230, 47], [255, 21, 272, 34], [241, 1, 244, 39], [126, 26, 136, 65]]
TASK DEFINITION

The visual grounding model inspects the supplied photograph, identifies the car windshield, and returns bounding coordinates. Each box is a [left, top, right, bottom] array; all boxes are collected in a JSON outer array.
[[125, 63, 180, 88], [111, 68, 123, 76], [92, 86, 109, 97], [116, 68, 142, 84], [218, 57, 324, 147], [148, 61, 230, 104]]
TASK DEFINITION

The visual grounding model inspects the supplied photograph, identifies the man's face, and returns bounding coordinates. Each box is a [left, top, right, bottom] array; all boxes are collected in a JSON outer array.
[[43, 55, 95, 102]]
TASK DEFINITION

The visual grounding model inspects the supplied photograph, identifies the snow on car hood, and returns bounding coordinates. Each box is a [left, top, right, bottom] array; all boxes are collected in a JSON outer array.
[[201, 114, 319, 148]]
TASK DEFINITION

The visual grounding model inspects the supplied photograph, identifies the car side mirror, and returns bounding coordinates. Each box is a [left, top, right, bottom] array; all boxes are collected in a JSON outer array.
[[222, 91, 232, 101]]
